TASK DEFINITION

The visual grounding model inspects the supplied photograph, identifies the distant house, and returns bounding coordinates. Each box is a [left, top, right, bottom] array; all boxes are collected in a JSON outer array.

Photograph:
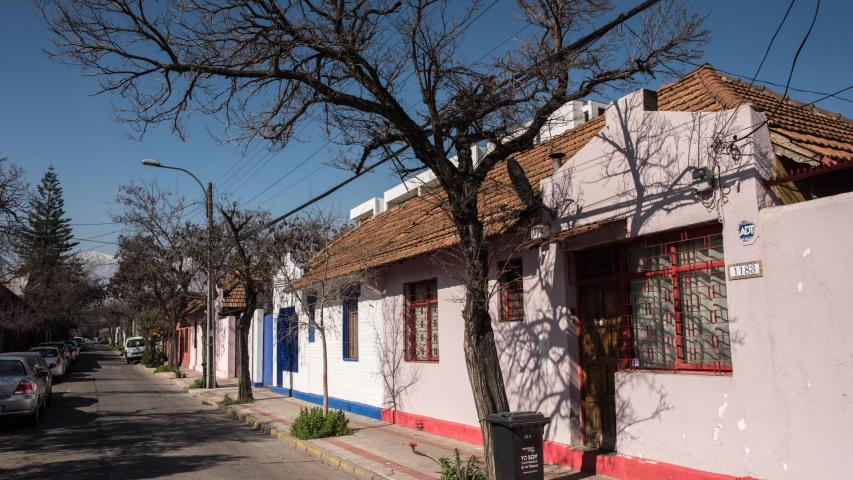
[[263, 65, 853, 480], [0, 284, 35, 352]]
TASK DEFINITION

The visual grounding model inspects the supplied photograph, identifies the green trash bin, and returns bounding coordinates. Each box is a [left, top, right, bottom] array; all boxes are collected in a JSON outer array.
[[486, 411, 551, 480]]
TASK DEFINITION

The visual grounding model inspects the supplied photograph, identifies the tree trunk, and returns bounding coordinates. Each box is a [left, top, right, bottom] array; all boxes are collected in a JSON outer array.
[[237, 310, 253, 403], [450, 186, 510, 480], [168, 325, 178, 366], [320, 318, 329, 415]]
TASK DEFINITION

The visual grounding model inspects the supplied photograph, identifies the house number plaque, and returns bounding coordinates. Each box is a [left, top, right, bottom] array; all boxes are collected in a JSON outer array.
[[728, 261, 763, 280]]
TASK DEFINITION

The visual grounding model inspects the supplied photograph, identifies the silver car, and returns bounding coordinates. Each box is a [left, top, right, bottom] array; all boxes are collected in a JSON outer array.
[[0, 356, 48, 425], [0, 352, 53, 405], [29, 346, 66, 381]]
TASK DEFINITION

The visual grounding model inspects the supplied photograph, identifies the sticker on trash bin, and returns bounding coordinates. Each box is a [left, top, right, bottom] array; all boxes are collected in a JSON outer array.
[[519, 445, 540, 476]]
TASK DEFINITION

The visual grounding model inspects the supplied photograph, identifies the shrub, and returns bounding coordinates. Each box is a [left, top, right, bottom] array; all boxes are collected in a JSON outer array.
[[190, 378, 205, 389], [219, 393, 254, 407], [290, 407, 352, 440], [154, 364, 183, 377], [437, 449, 485, 480], [141, 339, 161, 368], [410, 444, 485, 480]]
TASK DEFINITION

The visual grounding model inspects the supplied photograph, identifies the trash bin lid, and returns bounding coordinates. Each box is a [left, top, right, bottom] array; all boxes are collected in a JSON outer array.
[[485, 411, 550, 428]]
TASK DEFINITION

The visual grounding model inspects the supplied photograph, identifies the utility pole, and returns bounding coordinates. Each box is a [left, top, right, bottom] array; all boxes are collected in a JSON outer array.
[[142, 158, 217, 389], [205, 182, 216, 389]]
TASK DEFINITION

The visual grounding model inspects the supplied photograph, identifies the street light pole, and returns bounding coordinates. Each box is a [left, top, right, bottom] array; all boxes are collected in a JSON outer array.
[[205, 181, 215, 389], [142, 158, 216, 389]]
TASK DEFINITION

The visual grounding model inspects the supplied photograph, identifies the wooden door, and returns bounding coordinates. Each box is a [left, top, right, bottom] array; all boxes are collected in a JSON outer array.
[[580, 281, 620, 451]]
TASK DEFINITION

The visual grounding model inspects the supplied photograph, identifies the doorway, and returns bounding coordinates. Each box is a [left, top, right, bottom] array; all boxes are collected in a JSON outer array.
[[576, 248, 625, 451]]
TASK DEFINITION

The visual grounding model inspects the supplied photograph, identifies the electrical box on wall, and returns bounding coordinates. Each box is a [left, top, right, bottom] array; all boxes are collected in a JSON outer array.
[[690, 166, 715, 194]]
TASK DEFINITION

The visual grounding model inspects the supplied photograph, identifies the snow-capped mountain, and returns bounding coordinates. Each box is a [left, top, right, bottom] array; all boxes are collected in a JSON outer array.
[[76, 250, 118, 282]]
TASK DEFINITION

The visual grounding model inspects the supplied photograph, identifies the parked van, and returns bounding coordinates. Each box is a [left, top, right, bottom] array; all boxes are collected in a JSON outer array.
[[124, 337, 145, 364]]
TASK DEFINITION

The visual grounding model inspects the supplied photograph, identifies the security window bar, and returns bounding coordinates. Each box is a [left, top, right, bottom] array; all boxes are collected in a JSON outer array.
[[342, 286, 359, 361], [498, 259, 524, 322], [627, 231, 731, 373], [307, 294, 317, 343], [404, 279, 439, 362]]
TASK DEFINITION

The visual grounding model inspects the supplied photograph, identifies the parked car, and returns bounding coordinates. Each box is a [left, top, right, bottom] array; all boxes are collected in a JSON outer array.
[[40, 342, 73, 370], [0, 356, 48, 425], [72, 337, 86, 351], [124, 337, 145, 364], [0, 352, 52, 405], [29, 346, 66, 381]]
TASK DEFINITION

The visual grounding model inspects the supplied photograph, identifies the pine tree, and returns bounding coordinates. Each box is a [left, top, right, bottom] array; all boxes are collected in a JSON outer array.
[[18, 166, 78, 289], [17, 166, 87, 337]]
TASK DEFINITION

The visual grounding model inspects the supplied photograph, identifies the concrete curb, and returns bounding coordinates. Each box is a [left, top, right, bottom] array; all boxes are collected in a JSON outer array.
[[199, 398, 392, 480]]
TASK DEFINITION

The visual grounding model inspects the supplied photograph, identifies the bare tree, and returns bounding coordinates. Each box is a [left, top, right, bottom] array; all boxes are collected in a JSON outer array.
[[112, 183, 204, 365], [0, 155, 27, 283], [274, 209, 357, 414], [42, 1, 707, 474], [218, 205, 290, 402]]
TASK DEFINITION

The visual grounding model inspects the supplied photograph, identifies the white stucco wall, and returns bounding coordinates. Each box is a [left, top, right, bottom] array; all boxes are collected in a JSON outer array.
[[615, 191, 853, 479], [215, 315, 236, 379], [273, 269, 386, 409]]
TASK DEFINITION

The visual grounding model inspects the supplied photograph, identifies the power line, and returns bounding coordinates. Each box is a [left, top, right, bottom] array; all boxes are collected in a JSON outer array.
[[677, 59, 853, 105], [713, 0, 798, 139], [231, 0, 505, 211], [737, 0, 823, 142]]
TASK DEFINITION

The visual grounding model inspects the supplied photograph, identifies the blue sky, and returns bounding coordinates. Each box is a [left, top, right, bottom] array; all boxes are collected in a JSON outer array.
[[1, 0, 851, 256]]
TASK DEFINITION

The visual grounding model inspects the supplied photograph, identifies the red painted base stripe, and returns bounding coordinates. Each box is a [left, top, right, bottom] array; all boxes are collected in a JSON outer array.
[[381, 408, 483, 446], [381, 408, 756, 480]]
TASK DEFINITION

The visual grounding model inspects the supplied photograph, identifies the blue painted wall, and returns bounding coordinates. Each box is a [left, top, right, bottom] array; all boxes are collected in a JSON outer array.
[[262, 313, 273, 387], [269, 386, 382, 420]]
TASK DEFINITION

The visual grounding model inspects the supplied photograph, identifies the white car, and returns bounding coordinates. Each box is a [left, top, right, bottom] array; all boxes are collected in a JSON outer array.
[[29, 347, 66, 381], [125, 337, 145, 364]]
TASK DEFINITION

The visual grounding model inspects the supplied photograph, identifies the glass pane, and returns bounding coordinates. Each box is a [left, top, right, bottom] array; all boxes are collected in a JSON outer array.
[[679, 267, 731, 367], [630, 276, 677, 368], [676, 235, 724, 265], [430, 304, 439, 359], [414, 305, 428, 361], [630, 243, 671, 274]]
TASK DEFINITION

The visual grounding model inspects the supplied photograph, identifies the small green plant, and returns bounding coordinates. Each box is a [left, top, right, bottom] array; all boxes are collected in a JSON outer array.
[[190, 378, 205, 389], [410, 443, 485, 480], [154, 364, 184, 377], [290, 407, 352, 440], [218, 393, 253, 407]]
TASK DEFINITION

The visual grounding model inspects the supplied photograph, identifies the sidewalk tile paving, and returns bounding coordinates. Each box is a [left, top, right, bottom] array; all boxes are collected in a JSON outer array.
[[182, 383, 612, 480]]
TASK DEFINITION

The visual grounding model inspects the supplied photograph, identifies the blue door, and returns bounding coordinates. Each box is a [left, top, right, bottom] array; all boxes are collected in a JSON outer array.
[[262, 313, 273, 387], [276, 307, 298, 387]]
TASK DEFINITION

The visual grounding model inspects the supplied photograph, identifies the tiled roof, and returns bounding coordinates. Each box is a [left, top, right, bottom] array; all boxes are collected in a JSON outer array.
[[294, 118, 603, 288], [295, 65, 853, 287], [658, 64, 853, 163], [222, 283, 246, 310]]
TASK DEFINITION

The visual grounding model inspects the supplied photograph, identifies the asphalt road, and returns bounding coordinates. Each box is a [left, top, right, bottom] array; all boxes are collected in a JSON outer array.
[[0, 345, 350, 480]]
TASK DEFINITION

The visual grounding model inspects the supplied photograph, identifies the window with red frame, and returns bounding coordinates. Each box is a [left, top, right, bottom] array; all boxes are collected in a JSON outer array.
[[627, 230, 731, 372], [405, 279, 438, 362], [498, 259, 524, 322]]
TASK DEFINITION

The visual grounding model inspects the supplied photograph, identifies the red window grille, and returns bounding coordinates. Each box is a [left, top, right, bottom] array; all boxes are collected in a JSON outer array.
[[404, 279, 439, 362], [499, 259, 524, 322], [626, 229, 732, 373]]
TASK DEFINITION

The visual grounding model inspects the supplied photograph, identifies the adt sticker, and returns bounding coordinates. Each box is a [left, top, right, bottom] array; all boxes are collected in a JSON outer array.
[[738, 221, 755, 244]]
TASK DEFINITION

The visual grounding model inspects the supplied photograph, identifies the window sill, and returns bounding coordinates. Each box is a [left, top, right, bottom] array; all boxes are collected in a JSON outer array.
[[342, 357, 359, 362], [619, 367, 732, 376]]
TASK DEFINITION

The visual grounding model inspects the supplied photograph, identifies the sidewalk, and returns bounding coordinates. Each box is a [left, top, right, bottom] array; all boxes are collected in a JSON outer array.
[[185, 384, 611, 480], [138, 364, 238, 390]]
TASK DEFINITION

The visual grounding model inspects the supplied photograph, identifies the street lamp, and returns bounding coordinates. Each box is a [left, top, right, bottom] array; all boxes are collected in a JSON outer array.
[[142, 158, 216, 389]]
